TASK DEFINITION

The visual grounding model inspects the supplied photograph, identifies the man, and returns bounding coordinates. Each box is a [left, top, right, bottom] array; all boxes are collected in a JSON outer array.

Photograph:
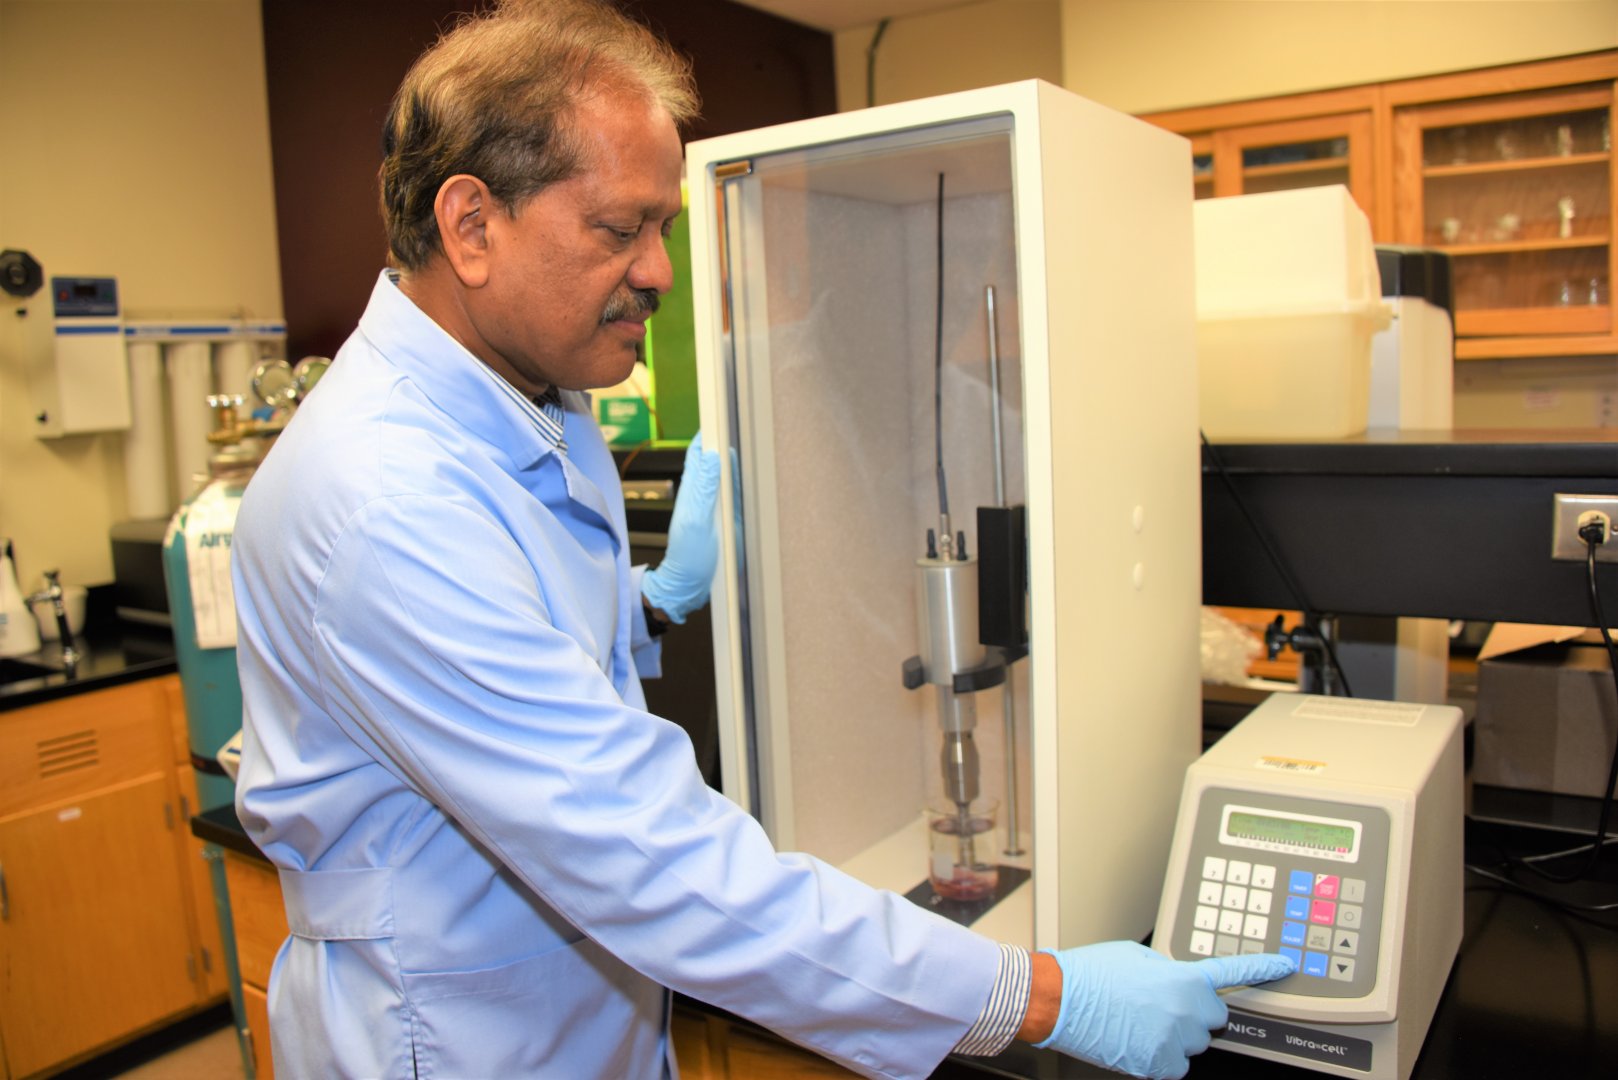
[[232, 2, 1293, 1077]]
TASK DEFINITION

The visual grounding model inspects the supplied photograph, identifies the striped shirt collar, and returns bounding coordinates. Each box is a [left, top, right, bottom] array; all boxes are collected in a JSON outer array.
[[530, 385, 569, 454], [382, 268, 568, 456]]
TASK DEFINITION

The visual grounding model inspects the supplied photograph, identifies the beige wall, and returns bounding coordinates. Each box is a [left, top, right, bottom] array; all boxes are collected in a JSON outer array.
[[1061, 0, 1618, 115], [834, 0, 1064, 111], [837, 0, 1618, 114], [0, 0, 281, 589]]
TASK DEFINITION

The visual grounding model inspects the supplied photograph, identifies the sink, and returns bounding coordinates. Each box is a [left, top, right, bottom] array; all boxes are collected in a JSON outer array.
[[0, 656, 62, 685]]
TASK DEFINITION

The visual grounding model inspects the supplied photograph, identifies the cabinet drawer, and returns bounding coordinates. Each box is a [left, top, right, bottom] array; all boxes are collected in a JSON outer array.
[[225, 851, 290, 990], [0, 679, 170, 816], [243, 981, 276, 1080]]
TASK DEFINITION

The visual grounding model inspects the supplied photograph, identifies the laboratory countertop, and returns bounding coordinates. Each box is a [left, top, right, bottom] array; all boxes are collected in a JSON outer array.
[[0, 618, 177, 712], [190, 806, 1617, 1079]]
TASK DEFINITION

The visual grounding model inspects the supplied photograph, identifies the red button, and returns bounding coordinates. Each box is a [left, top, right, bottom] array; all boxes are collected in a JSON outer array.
[[1310, 899, 1337, 924], [1315, 874, 1340, 900]]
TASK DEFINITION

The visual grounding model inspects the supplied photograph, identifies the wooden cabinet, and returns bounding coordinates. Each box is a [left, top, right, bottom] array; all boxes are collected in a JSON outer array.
[[175, 767, 231, 1001], [684, 1015, 861, 1079], [0, 777, 196, 1078], [163, 675, 231, 1004], [1393, 81, 1613, 357], [0, 676, 226, 1078], [222, 852, 285, 1080], [667, 1003, 868, 1079], [1204, 112, 1375, 210], [1145, 50, 1618, 362], [1147, 84, 1380, 216], [240, 984, 273, 1080]]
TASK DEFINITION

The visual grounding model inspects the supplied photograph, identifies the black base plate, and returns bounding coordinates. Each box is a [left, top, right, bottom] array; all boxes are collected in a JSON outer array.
[[904, 865, 1031, 927]]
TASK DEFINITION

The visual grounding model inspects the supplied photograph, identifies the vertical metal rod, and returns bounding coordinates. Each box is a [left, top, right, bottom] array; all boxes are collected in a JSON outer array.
[[985, 286, 1025, 856], [985, 287, 1006, 508]]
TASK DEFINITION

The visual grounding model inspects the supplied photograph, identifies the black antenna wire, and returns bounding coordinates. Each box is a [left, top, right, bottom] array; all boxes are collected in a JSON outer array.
[[865, 19, 890, 109], [1201, 431, 1354, 697], [935, 172, 949, 522]]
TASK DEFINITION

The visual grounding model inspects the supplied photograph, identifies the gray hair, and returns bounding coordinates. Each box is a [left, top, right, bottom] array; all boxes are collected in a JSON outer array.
[[380, 0, 699, 270]]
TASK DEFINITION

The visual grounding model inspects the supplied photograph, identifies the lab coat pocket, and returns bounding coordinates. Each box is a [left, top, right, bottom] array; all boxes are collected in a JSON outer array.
[[402, 934, 667, 1079]]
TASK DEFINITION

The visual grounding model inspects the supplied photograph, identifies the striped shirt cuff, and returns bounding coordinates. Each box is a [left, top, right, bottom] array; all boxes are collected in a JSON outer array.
[[951, 943, 1030, 1056]]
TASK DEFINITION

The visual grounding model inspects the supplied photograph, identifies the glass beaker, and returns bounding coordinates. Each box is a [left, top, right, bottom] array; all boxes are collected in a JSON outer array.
[[927, 798, 1000, 901]]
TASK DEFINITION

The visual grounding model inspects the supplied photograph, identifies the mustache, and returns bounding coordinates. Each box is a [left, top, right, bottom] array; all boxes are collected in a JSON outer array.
[[600, 287, 659, 323]]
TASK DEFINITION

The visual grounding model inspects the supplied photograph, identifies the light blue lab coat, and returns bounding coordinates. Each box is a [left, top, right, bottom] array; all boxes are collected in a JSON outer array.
[[232, 272, 1000, 1080]]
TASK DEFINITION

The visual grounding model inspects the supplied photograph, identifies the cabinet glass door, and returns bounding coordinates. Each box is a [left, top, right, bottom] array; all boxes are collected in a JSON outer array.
[[1210, 113, 1374, 212], [1191, 134, 1214, 200], [1395, 86, 1614, 356]]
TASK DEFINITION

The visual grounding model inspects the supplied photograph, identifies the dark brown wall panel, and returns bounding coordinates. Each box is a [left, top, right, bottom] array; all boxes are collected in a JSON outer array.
[[262, 0, 834, 360]]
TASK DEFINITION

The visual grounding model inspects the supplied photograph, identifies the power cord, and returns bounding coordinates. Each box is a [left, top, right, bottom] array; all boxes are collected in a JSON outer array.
[[1200, 431, 1354, 696], [1464, 862, 1618, 916], [1509, 515, 1618, 885]]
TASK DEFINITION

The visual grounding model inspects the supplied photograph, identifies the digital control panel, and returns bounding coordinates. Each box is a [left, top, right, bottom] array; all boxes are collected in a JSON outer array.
[[1168, 787, 1388, 998], [51, 275, 119, 318]]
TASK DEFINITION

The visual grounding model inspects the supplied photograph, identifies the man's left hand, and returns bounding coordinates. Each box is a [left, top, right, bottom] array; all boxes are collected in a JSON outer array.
[[641, 432, 721, 624]]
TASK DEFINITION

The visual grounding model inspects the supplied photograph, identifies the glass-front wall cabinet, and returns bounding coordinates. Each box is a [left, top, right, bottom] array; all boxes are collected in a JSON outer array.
[[1202, 113, 1374, 213], [1395, 84, 1614, 354]]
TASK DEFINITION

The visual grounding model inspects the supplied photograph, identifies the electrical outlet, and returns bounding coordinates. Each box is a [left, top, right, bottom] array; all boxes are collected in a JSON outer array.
[[1551, 493, 1618, 562]]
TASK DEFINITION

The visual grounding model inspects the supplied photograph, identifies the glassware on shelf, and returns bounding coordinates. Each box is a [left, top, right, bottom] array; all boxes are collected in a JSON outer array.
[[1401, 82, 1614, 349], [1556, 277, 1610, 307], [1447, 126, 1470, 164]]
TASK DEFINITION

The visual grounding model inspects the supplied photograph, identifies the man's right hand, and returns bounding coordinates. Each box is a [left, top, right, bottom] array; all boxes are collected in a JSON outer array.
[[1022, 941, 1296, 1079]]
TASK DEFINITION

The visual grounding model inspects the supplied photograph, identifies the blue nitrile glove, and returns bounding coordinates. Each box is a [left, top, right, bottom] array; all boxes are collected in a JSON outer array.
[[641, 433, 721, 624], [1035, 942, 1296, 1079]]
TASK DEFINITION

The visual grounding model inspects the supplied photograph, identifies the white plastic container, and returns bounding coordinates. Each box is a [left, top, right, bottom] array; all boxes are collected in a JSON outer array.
[[0, 541, 41, 658], [1194, 186, 1391, 439]]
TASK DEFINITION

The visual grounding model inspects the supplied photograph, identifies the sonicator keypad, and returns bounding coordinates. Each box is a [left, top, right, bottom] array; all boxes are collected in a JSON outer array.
[[1172, 788, 1389, 998]]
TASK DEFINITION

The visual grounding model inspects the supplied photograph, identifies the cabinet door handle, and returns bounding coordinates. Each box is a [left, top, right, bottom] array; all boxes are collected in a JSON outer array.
[[1, 860, 8, 920]]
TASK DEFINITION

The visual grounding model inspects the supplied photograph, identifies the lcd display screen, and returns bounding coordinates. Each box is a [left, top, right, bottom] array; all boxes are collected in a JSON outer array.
[[1220, 804, 1360, 861]]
